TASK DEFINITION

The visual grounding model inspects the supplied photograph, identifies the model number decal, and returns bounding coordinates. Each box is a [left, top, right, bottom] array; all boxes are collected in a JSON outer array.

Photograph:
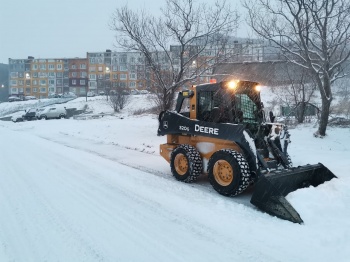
[[179, 126, 190, 132]]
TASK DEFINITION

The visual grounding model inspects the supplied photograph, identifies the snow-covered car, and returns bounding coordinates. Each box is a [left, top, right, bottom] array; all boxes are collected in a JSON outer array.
[[139, 90, 150, 94], [62, 92, 77, 98], [22, 108, 37, 121], [37, 107, 67, 120], [11, 112, 24, 122], [8, 96, 22, 102], [99, 91, 105, 95], [130, 89, 140, 95], [87, 91, 96, 97], [35, 108, 45, 119], [24, 96, 37, 100]]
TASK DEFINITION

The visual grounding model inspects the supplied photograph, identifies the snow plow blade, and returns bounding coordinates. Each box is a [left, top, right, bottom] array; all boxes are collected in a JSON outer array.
[[250, 163, 337, 224]]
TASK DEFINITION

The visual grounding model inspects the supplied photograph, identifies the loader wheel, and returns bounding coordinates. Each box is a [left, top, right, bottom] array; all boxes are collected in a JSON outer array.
[[170, 144, 202, 183], [208, 149, 251, 196]]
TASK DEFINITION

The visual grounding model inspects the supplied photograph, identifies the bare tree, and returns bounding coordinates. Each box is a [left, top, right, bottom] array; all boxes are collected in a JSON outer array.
[[243, 0, 350, 136], [108, 88, 131, 112], [272, 66, 317, 123], [110, 0, 239, 112]]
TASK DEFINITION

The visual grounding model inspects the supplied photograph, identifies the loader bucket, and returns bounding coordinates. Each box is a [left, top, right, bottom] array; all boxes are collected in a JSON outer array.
[[250, 163, 337, 224]]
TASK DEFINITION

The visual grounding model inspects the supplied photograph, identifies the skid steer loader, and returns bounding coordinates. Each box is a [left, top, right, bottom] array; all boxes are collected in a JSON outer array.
[[157, 80, 336, 223]]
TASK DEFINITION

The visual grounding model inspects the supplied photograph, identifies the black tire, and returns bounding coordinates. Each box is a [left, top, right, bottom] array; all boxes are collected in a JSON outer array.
[[207, 149, 251, 196], [170, 144, 202, 183], [59, 114, 65, 119]]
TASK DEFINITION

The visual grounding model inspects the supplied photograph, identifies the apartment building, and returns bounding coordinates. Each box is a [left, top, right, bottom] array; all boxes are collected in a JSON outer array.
[[8, 57, 88, 98], [87, 50, 149, 94]]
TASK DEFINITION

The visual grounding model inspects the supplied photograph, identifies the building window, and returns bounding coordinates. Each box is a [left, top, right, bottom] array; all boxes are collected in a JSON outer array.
[[40, 80, 46, 85], [49, 87, 55, 93], [18, 80, 24, 86], [57, 79, 62, 85], [72, 80, 76, 85], [10, 80, 17, 86], [112, 65, 118, 71], [129, 82, 136, 88], [26, 80, 30, 86], [98, 74, 103, 79], [130, 73, 136, 80], [81, 72, 87, 78], [40, 64, 46, 70], [120, 74, 127, 80], [33, 88, 37, 92], [98, 66, 103, 72], [120, 65, 127, 71], [40, 87, 47, 93], [48, 64, 55, 70], [89, 58, 95, 64], [113, 74, 118, 80], [39, 72, 47, 78], [89, 81, 96, 87], [89, 66, 96, 72], [89, 74, 96, 80], [80, 80, 86, 85], [56, 72, 63, 77], [80, 88, 86, 94], [26, 88, 31, 93], [11, 87, 18, 93], [32, 64, 38, 70], [32, 80, 38, 85], [71, 64, 77, 69], [49, 80, 55, 85], [72, 72, 77, 77], [80, 63, 86, 69], [57, 64, 62, 70], [10, 72, 18, 78]]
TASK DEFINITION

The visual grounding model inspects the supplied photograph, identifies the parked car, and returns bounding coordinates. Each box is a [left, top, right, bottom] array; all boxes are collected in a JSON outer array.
[[35, 108, 45, 119], [22, 108, 37, 121], [130, 89, 140, 95], [99, 91, 105, 95], [62, 92, 77, 98], [37, 107, 67, 120], [139, 90, 150, 94], [11, 112, 24, 123], [24, 96, 37, 100], [87, 91, 96, 97], [8, 96, 22, 102]]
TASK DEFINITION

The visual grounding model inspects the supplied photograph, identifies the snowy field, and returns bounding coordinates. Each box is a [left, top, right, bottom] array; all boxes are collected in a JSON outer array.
[[0, 94, 349, 262]]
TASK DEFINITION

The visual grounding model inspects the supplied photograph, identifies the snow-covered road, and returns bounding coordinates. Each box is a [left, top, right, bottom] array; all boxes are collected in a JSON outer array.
[[0, 126, 278, 262], [0, 111, 349, 261]]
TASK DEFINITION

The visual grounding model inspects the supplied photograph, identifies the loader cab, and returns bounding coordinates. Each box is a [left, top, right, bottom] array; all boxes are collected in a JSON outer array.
[[175, 80, 264, 135], [194, 80, 264, 133]]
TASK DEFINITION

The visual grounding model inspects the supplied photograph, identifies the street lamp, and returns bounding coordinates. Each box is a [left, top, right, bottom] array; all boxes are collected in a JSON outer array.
[[105, 66, 110, 101]]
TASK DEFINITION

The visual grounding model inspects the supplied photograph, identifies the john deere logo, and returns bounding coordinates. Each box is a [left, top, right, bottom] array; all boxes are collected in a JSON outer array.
[[163, 121, 168, 129]]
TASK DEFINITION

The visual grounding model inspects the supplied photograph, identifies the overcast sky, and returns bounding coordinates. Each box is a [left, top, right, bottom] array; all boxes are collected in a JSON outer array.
[[0, 0, 251, 64]]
